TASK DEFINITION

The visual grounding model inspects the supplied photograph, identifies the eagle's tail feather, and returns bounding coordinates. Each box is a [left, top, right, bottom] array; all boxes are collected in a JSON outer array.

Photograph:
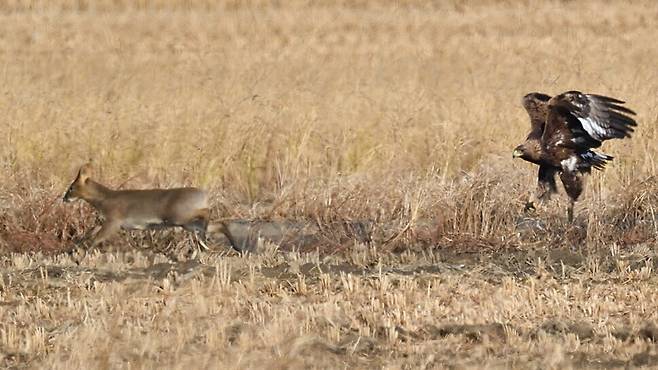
[[580, 151, 613, 171]]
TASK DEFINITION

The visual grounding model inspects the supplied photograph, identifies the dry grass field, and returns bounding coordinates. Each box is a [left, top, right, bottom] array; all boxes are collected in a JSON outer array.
[[1, 0, 658, 368]]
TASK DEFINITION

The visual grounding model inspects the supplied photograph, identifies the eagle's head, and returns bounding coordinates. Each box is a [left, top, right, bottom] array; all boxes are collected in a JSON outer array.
[[512, 144, 526, 159], [512, 141, 542, 163]]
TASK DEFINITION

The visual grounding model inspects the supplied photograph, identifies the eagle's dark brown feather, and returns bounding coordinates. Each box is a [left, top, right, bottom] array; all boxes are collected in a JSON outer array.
[[522, 92, 552, 140], [514, 90, 638, 221], [549, 91, 637, 143], [537, 165, 558, 200]]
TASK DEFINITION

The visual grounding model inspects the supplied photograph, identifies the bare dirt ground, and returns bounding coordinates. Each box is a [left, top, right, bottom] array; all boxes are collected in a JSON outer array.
[[4, 236, 658, 369], [1, 0, 658, 368]]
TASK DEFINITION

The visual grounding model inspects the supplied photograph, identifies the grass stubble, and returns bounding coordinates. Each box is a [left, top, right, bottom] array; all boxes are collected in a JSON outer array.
[[1, 0, 658, 368]]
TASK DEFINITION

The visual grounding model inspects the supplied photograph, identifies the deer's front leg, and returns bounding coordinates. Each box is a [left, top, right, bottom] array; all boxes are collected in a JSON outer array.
[[90, 220, 122, 248]]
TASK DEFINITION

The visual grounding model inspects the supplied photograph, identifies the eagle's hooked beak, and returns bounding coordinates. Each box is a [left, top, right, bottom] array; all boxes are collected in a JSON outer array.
[[512, 148, 523, 158]]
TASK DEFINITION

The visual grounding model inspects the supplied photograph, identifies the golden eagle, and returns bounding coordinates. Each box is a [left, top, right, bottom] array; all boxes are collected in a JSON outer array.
[[513, 91, 637, 221]]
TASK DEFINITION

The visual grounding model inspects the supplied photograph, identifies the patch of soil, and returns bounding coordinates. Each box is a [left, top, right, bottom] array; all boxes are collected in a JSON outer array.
[[569, 351, 628, 369], [417, 323, 507, 343], [538, 319, 595, 340], [638, 323, 658, 341], [631, 351, 658, 367]]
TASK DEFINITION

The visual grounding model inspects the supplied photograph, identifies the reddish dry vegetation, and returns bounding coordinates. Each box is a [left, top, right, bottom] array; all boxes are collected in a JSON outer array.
[[1, 0, 658, 368]]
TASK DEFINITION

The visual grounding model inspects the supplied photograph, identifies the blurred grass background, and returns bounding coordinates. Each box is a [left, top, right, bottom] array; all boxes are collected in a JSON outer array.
[[0, 0, 657, 253]]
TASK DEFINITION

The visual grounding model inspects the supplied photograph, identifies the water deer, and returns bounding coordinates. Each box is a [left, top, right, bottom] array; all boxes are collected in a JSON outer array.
[[63, 163, 210, 253]]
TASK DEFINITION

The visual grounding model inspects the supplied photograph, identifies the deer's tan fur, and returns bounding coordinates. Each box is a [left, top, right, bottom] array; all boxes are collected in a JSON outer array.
[[63, 164, 210, 249]]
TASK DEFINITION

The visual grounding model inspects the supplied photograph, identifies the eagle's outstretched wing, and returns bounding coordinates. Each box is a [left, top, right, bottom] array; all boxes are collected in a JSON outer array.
[[521, 92, 552, 140], [544, 91, 637, 150]]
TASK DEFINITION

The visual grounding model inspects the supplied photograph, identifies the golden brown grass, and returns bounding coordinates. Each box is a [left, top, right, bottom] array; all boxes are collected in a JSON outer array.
[[1, 0, 658, 368]]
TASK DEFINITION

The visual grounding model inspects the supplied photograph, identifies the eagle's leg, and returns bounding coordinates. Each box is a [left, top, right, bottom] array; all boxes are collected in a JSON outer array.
[[525, 165, 558, 214], [566, 200, 575, 223], [524, 190, 541, 213], [559, 171, 584, 223], [525, 187, 552, 212]]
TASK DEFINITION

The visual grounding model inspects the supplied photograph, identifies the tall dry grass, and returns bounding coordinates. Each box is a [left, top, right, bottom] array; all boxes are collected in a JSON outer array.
[[2, 0, 655, 253]]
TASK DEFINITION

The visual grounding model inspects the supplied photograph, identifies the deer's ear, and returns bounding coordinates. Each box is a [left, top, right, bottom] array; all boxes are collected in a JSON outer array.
[[78, 163, 92, 182]]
